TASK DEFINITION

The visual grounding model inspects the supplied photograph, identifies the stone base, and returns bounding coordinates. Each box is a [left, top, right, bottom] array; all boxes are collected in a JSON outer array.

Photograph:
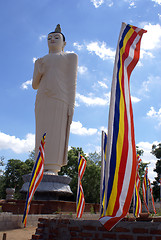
[[21, 172, 73, 201]]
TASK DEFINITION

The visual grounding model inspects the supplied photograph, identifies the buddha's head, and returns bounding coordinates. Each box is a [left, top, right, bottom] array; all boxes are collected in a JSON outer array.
[[48, 24, 66, 53]]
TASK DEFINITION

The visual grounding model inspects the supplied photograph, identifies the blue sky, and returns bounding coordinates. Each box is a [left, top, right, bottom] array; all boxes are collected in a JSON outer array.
[[0, 0, 161, 181]]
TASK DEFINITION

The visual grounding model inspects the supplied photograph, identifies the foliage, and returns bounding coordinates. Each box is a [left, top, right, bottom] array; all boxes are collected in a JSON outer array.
[[0, 156, 4, 174], [136, 146, 147, 180], [83, 153, 101, 203], [0, 158, 34, 199], [136, 147, 149, 202], [59, 147, 101, 203], [151, 143, 161, 201], [152, 144, 161, 160], [0, 156, 4, 166], [59, 147, 85, 200], [136, 146, 144, 157], [28, 149, 35, 161], [0, 145, 151, 204]]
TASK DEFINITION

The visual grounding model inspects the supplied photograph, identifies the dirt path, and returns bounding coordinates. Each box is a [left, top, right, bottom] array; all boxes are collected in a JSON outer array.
[[0, 227, 36, 240]]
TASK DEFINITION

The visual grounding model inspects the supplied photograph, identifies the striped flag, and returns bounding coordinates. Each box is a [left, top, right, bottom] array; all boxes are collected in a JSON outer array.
[[133, 171, 142, 217], [133, 154, 142, 217], [100, 131, 108, 217], [148, 178, 156, 214], [76, 154, 86, 218], [99, 22, 146, 231], [142, 167, 149, 213], [22, 133, 46, 227], [137, 154, 142, 165]]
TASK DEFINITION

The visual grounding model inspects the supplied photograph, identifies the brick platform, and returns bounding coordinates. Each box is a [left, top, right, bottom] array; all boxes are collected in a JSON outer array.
[[1, 200, 99, 214], [31, 217, 161, 240]]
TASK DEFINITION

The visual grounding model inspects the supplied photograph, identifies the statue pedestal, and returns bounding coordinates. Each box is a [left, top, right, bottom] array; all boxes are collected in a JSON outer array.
[[21, 172, 73, 201]]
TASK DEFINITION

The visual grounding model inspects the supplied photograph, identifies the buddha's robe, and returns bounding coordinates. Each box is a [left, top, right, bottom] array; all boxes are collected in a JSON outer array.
[[32, 52, 78, 173]]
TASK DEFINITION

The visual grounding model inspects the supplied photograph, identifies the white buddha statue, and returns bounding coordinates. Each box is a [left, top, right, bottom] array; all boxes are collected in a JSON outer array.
[[32, 24, 78, 174]]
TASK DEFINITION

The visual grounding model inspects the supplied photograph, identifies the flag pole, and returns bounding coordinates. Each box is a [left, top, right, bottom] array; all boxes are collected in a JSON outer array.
[[100, 131, 104, 214]]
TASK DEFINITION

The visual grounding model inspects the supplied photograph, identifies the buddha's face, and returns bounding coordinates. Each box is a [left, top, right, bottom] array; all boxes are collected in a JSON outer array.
[[48, 33, 66, 53]]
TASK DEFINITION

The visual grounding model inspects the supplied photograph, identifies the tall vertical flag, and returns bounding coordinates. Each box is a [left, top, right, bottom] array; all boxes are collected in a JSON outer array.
[[99, 22, 146, 231], [160, 174, 161, 201], [148, 178, 157, 214], [22, 133, 46, 227], [133, 171, 142, 217], [142, 167, 149, 213], [100, 131, 108, 217], [133, 155, 142, 217], [76, 154, 86, 218]]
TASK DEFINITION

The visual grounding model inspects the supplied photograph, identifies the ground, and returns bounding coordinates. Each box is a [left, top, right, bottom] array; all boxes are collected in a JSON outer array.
[[0, 226, 36, 240]]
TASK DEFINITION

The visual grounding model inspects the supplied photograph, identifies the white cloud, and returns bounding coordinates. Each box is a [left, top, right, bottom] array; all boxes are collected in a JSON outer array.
[[129, 0, 136, 8], [137, 60, 143, 67], [152, 0, 161, 5], [140, 49, 154, 59], [142, 78, 151, 92], [124, 0, 136, 8], [39, 34, 47, 41], [21, 79, 32, 90], [0, 132, 35, 154], [78, 66, 88, 74], [76, 92, 110, 106], [33, 57, 37, 63], [85, 144, 101, 154], [141, 75, 161, 94], [108, 1, 113, 7], [158, 14, 161, 20], [98, 81, 108, 89], [100, 126, 108, 133], [98, 126, 108, 137], [131, 96, 141, 103], [140, 23, 161, 58], [90, 0, 113, 8], [66, 50, 75, 54], [70, 121, 97, 135], [147, 107, 161, 126], [75, 101, 80, 107], [137, 141, 159, 182], [86, 41, 115, 61], [73, 42, 84, 51], [92, 79, 109, 91], [90, 0, 104, 8]]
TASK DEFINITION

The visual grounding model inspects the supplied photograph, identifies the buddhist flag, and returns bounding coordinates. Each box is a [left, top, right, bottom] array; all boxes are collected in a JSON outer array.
[[133, 154, 142, 217], [99, 22, 146, 231], [133, 172, 142, 217], [100, 131, 108, 217], [137, 154, 142, 165], [148, 178, 156, 214], [22, 133, 46, 227], [76, 154, 86, 218], [142, 167, 149, 213]]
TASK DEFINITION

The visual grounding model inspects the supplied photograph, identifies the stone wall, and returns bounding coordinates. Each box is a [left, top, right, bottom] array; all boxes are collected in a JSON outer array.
[[31, 217, 161, 240], [0, 213, 50, 231]]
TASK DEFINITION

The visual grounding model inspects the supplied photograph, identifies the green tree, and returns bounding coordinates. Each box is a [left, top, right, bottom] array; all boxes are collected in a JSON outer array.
[[152, 143, 161, 201], [136, 147, 149, 202], [136, 146, 147, 181], [28, 149, 35, 161], [136, 146, 144, 157], [59, 147, 101, 203], [59, 147, 85, 201], [83, 152, 101, 203], [0, 158, 34, 199], [0, 156, 4, 174]]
